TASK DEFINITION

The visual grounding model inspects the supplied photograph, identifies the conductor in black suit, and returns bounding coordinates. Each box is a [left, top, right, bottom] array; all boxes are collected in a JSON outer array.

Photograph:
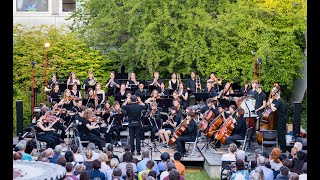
[[121, 95, 147, 155]]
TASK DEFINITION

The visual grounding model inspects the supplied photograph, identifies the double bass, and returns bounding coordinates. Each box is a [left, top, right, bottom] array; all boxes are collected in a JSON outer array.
[[168, 118, 190, 146], [256, 85, 280, 145]]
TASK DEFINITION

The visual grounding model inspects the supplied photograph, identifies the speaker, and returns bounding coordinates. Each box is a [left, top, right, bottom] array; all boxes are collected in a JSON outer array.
[[16, 100, 24, 136], [293, 102, 301, 139]]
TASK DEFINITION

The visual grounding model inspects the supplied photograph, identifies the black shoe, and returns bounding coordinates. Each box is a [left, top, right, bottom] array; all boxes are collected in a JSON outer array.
[[136, 152, 141, 155]]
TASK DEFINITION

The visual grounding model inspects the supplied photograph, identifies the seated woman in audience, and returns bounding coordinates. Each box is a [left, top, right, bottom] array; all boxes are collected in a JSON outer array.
[[269, 148, 282, 171], [83, 149, 95, 171], [221, 143, 238, 162], [119, 151, 137, 176], [230, 159, 249, 180], [98, 152, 111, 175]]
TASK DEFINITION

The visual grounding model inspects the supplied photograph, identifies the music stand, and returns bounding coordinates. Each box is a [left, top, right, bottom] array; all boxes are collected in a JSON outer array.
[[156, 98, 172, 113], [59, 83, 68, 92], [148, 85, 157, 92], [127, 84, 138, 93], [115, 95, 126, 105], [187, 89, 192, 95], [107, 88, 116, 97], [194, 92, 209, 102], [140, 95, 150, 103], [68, 84, 81, 90], [168, 89, 175, 96], [85, 85, 95, 92]]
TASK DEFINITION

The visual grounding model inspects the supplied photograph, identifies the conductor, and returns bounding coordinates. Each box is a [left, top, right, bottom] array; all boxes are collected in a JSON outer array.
[[121, 95, 147, 155]]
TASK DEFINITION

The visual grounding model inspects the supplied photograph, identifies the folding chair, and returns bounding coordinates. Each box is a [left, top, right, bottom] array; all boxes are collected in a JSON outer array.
[[185, 130, 201, 157], [261, 130, 278, 152], [220, 161, 234, 180], [236, 127, 254, 151]]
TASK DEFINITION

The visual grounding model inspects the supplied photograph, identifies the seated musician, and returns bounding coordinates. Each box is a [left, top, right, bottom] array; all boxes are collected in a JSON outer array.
[[218, 82, 235, 110], [75, 108, 104, 151], [49, 101, 67, 142], [199, 98, 219, 122], [71, 98, 83, 114], [57, 89, 77, 125], [83, 70, 97, 88], [35, 107, 61, 149], [107, 101, 127, 146], [115, 83, 128, 105], [86, 88, 99, 108], [49, 83, 62, 104], [70, 82, 82, 99], [95, 83, 106, 107], [145, 89, 160, 106], [149, 71, 163, 88], [127, 72, 139, 88], [159, 82, 169, 97], [158, 105, 182, 148], [203, 82, 219, 100], [135, 82, 149, 101], [174, 111, 198, 156], [177, 82, 189, 109], [105, 71, 120, 97], [225, 107, 247, 146], [172, 91, 183, 111], [141, 102, 161, 146]]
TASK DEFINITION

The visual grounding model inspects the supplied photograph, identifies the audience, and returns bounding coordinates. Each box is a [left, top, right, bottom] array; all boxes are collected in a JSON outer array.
[[65, 162, 79, 180], [221, 143, 238, 162], [16, 140, 32, 161], [249, 155, 273, 180], [119, 151, 137, 176], [71, 144, 85, 163], [158, 152, 170, 173], [173, 152, 185, 176], [230, 159, 249, 180], [137, 149, 160, 177], [90, 159, 106, 180], [275, 166, 290, 180], [138, 160, 154, 180], [299, 162, 307, 180]]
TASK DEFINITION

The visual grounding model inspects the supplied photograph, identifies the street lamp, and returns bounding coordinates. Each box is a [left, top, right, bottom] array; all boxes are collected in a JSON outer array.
[[257, 58, 262, 84], [251, 50, 256, 81], [31, 61, 37, 120], [44, 42, 50, 100]]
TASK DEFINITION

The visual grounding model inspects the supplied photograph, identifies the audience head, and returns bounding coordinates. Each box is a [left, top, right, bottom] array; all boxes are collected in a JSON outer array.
[[148, 170, 157, 178], [107, 144, 114, 152], [87, 142, 96, 150], [57, 155, 67, 166], [236, 150, 246, 161], [70, 144, 79, 154], [261, 152, 269, 159], [126, 168, 134, 180], [132, 157, 139, 164], [293, 142, 303, 151], [253, 166, 264, 180], [228, 143, 238, 153], [75, 164, 86, 175], [257, 155, 266, 166], [289, 172, 299, 180], [66, 162, 73, 173], [282, 158, 293, 169], [92, 159, 102, 170], [141, 149, 150, 159], [270, 148, 282, 163], [13, 152, 22, 160], [44, 148, 54, 157], [110, 158, 119, 168], [85, 149, 93, 160], [280, 166, 290, 176], [98, 152, 109, 164], [279, 153, 288, 162], [64, 150, 74, 162], [291, 147, 298, 158], [161, 152, 171, 162], [174, 152, 182, 161], [79, 171, 90, 180], [16, 140, 27, 151], [124, 144, 131, 152], [123, 151, 133, 163], [235, 159, 246, 171], [112, 167, 122, 177], [146, 160, 155, 170], [141, 171, 149, 180], [168, 169, 181, 180], [54, 145, 63, 154]]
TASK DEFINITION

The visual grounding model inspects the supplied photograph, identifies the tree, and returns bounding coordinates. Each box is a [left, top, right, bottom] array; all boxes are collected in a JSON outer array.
[[13, 24, 115, 133]]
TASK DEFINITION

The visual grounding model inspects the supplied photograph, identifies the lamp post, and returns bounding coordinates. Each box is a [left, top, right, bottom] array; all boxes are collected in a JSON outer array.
[[257, 58, 262, 84], [251, 50, 256, 81], [44, 42, 50, 101], [31, 61, 37, 120]]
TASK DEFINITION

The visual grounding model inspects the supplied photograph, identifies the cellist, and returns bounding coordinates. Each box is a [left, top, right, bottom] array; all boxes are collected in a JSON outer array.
[[174, 111, 198, 156], [199, 98, 219, 124], [225, 107, 247, 146]]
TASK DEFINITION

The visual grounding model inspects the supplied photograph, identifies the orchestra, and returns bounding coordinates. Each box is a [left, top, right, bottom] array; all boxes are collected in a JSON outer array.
[[32, 69, 287, 158]]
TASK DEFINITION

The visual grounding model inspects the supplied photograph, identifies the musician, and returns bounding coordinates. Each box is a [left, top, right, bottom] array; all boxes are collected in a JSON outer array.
[[158, 106, 181, 148], [48, 74, 59, 89], [247, 80, 258, 97], [135, 82, 149, 101], [177, 82, 189, 109], [253, 84, 267, 129], [226, 105, 236, 119], [115, 83, 128, 105], [49, 102, 67, 142], [71, 98, 83, 114], [95, 83, 106, 107], [86, 88, 98, 108], [174, 111, 198, 156], [76, 108, 104, 151], [141, 102, 161, 145], [217, 104, 228, 120], [70, 83, 82, 99], [145, 89, 160, 106], [200, 98, 219, 120], [186, 70, 197, 94], [225, 107, 247, 146], [269, 86, 287, 153], [149, 71, 163, 88], [105, 71, 120, 96], [207, 72, 222, 91], [240, 81, 250, 96], [35, 107, 61, 149], [58, 89, 76, 111], [127, 72, 139, 88], [159, 82, 169, 97], [67, 72, 81, 88], [83, 70, 97, 87], [203, 82, 219, 100], [121, 95, 147, 155], [49, 83, 62, 104], [168, 72, 179, 91], [107, 101, 127, 146], [218, 82, 235, 110], [101, 100, 113, 122]]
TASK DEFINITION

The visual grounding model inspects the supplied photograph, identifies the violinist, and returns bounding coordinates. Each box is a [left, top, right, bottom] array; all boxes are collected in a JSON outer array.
[[71, 98, 83, 114], [253, 84, 267, 130], [174, 111, 198, 156], [50, 101, 67, 142], [101, 100, 113, 122], [177, 82, 189, 109], [105, 71, 120, 97], [76, 108, 104, 151], [225, 107, 247, 146], [49, 83, 62, 104], [58, 89, 77, 110], [67, 72, 81, 88], [95, 83, 106, 107], [83, 70, 97, 87], [126, 72, 139, 88], [107, 101, 127, 147], [149, 71, 163, 88], [34, 107, 61, 149], [158, 106, 182, 148], [86, 88, 98, 108], [135, 82, 149, 102], [145, 89, 160, 106], [141, 102, 161, 145], [70, 82, 81, 99]]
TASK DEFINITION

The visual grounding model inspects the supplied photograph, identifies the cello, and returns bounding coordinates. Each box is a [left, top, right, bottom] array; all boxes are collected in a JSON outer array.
[[256, 85, 280, 145], [204, 112, 224, 138], [197, 108, 215, 131], [168, 118, 190, 146]]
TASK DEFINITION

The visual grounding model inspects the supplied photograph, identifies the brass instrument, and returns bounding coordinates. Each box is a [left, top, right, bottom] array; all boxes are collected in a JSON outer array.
[[196, 75, 201, 93], [216, 78, 222, 86], [88, 78, 97, 86], [177, 73, 181, 86]]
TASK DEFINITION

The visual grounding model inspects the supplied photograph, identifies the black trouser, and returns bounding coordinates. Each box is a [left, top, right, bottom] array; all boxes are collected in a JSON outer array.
[[53, 121, 66, 140], [90, 128, 101, 137], [226, 134, 244, 146], [81, 132, 103, 151], [110, 125, 127, 141], [128, 122, 142, 153], [175, 135, 195, 154], [277, 116, 287, 152], [37, 131, 61, 149], [141, 125, 158, 141]]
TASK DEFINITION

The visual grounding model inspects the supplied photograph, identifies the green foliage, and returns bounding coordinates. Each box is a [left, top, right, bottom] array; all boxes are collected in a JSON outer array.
[[13, 24, 115, 133], [69, 0, 306, 92]]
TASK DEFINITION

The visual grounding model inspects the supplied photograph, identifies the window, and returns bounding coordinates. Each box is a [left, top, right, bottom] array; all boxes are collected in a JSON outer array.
[[62, 0, 76, 12], [16, 0, 49, 12]]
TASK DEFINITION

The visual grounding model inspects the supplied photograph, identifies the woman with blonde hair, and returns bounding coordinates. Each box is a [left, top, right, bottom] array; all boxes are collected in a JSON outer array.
[[98, 152, 111, 174]]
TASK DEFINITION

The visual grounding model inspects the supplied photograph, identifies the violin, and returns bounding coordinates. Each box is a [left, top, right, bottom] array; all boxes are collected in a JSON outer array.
[[67, 95, 78, 101]]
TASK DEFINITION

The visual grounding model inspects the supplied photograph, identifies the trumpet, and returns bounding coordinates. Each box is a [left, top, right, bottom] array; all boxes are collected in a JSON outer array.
[[215, 78, 222, 86], [196, 75, 201, 93], [177, 73, 181, 85]]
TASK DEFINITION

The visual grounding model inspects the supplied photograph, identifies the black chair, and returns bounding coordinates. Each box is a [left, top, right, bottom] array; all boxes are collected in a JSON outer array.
[[261, 130, 278, 152], [220, 161, 234, 180], [236, 127, 254, 151]]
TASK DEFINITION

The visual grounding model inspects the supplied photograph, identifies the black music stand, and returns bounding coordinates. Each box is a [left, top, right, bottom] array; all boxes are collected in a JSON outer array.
[[156, 98, 172, 113], [68, 84, 81, 90], [115, 95, 126, 105], [194, 92, 209, 102], [59, 83, 68, 92], [187, 89, 192, 95], [168, 89, 175, 96], [85, 85, 95, 92], [148, 85, 158, 92], [107, 87, 116, 97], [140, 95, 150, 103], [127, 84, 138, 93]]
